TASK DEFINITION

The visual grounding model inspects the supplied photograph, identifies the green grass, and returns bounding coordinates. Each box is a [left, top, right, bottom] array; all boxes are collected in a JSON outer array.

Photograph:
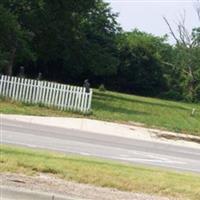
[[1, 145, 200, 200], [0, 97, 83, 117], [0, 90, 200, 135], [92, 91, 200, 136]]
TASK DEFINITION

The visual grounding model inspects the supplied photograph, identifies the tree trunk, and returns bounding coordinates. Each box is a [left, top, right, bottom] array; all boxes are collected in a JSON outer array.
[[187, 65, 195, 101], [5, 47, 16, 76]]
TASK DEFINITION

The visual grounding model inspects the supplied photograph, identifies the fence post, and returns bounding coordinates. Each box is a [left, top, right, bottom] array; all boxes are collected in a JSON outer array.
[[33, 80, 37, 103], [58, 84, 64, 109], [63, 85, 70, 110], [35, 80, 41, 103], [8, 76, 14, 98], [4, 75, 10, 97], [11, 77, 17, 100], [74, 87, 79, 111], [87, 89, 93, 112]]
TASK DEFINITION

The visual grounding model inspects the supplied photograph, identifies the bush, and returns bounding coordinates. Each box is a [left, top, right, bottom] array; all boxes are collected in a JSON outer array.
[[161, 90, 183, 101]]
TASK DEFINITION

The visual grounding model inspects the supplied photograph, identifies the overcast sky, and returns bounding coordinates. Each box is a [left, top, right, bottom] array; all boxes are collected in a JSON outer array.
[[105, 0, 199, 43]]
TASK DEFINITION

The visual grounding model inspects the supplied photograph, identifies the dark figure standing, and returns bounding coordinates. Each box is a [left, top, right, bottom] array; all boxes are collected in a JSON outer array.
[[83, 79, 90, 93]]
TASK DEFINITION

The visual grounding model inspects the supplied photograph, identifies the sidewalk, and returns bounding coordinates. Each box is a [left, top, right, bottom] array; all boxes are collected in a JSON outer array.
[[1, 114, 200, 149]]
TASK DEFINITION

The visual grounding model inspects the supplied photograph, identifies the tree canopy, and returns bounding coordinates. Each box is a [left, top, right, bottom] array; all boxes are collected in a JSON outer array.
[[0, 0, 199, 102]]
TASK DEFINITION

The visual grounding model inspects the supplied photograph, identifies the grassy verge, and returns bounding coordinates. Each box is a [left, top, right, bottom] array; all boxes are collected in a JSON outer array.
[[1, 90, 200, 135], [92, 91, 200, 136], [1, 145, 200, 200], [0, 97, 83, 117]]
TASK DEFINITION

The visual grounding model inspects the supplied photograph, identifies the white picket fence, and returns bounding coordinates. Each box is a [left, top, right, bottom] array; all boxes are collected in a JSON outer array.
[[0, 75, 93, 113]]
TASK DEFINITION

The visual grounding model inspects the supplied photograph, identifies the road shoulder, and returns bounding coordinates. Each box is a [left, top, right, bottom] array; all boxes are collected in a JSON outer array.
[[1, 114, 200, 149]]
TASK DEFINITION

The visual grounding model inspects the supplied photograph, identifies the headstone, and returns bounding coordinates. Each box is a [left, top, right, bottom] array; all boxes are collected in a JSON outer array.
[[19, 66, 25, 78], [37, 72, 42, 81], [83, 79, 90, 93]]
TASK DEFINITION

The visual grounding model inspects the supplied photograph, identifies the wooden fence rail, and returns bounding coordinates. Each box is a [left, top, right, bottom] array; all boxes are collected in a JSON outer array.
[[0, 75, 93, 113]]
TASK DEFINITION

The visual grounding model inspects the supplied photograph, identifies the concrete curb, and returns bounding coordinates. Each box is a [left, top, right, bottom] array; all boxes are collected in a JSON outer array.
[[1, 186, 84, 200]]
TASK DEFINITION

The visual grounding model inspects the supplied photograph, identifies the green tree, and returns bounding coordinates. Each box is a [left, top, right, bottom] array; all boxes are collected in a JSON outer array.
[[0, 5, 19, 74], [2, 0, 120, 83], [0, 1, 36, 75], [164, 11, 200, 102], [114, 30, 172, 96], [79, 0, 120, 78]]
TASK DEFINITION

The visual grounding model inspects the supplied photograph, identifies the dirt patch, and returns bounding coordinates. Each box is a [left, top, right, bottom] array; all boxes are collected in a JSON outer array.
[[1, 173, 178, 200], [155, 133, 200, 144]]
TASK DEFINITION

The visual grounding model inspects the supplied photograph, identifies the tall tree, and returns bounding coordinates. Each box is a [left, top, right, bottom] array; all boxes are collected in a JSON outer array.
[[163, 5, 200, 101], [0, 5, 19, 75], [79, 0, 120, 79], [0, 0, 37, 75], [2, 0, 120, 83], [113, 30, 172, 96]]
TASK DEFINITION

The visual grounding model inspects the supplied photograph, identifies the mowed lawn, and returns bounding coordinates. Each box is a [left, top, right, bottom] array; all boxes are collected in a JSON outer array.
[[1, 145, 200, 200], [0, 90, 200, 135], [92, 91, 200, 136]]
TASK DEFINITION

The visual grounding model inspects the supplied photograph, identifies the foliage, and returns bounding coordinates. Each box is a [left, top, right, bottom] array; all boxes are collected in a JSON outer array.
[[0, 5, 18, 74], [0, 0, 200, 102], [112, 30, 172, 96], [1, 0, 120, 82], [163, 28, 200, 102], [0, 2, 36, 75]]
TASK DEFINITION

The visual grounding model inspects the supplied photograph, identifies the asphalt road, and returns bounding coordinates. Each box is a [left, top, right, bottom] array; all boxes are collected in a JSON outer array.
[[1, 119, 200, 173]]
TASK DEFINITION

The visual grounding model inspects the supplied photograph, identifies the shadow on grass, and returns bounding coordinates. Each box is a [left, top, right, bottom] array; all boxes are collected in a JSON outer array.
[[93, 100, 150, 117], [94, 92, 189, 111]]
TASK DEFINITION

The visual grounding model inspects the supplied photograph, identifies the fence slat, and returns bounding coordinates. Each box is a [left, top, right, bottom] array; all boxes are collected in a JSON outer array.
[[83, 93, 89, 113], [1, 75, 5, 96], [72, 87, 77, 110], [87, 90, 93, 112], [63, 85, 69, 110], [2, 75, 6, 96], [67, 86, 72, 110], [24, 79, 30, 103], [28, 79, 32, 103], [4, 75, 8, 97], [22, 78, 27, 101], [8, 76, 12, 97], [31, 80, 36, 103], [40, 81, 46, 103], [11, 77, 17, 100], [4, 75, 9, 97], [55, 83, 60, 108], [57, 84, 63, 109], [0, 75, 3, 94], [1, 75, 4, 96], [48, 82, 53, 106], [74, 87, 79, 111], [44, 82, 50, 106]]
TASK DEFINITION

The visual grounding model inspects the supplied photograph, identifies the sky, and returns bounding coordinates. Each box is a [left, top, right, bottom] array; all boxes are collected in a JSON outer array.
[[105, 0, 199, 43]]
